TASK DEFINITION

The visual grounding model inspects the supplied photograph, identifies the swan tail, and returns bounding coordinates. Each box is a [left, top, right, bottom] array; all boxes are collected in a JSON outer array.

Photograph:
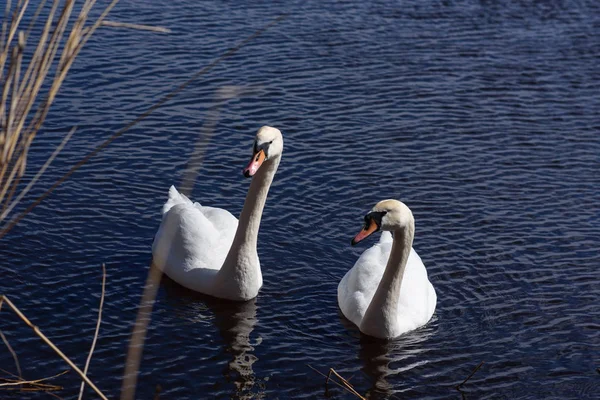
[[162, 185, 193, 214], [379, 231, 393, 244]]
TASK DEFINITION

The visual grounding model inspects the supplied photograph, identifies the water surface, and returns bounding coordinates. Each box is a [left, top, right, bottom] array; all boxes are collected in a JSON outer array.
[[1, 0, 599, 399]]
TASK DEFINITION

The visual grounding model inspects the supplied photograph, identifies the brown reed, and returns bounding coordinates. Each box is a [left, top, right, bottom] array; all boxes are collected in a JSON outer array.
[[0, 0, 117, 219], [0, 4, 287, 398], [307, 364, 367, 399], [0, 0, 169, 224], [0, 368, 68, 393], [78, 263, 106, 400], [0, 294, 108, 399]]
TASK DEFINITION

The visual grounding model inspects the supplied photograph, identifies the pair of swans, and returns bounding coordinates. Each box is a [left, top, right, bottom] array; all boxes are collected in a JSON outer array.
[[152, 126, 436, 339]]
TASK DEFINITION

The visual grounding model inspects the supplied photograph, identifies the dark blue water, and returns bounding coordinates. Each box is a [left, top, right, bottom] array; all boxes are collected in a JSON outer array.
[[1, 0, 599, 398]]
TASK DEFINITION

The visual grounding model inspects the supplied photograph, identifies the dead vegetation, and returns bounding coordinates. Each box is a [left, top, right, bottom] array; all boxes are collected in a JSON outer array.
[[0, 2, 286, 397]]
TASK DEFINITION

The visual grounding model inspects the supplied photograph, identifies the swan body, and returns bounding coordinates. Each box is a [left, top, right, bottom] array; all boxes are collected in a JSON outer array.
[[152, 126, 283, 301], [338, 200, 436, 338]]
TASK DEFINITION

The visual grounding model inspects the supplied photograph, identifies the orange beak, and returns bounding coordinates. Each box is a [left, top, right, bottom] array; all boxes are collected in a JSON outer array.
[[351, 218, 379, 246], [243, 149, 266, 177]]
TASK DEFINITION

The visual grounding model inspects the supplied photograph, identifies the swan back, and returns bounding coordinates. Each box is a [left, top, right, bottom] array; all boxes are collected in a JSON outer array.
[[153, 187, 238, 278]]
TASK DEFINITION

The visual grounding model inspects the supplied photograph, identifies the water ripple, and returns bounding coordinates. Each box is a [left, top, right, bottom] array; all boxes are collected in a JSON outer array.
[[1, 0, 599, 399]]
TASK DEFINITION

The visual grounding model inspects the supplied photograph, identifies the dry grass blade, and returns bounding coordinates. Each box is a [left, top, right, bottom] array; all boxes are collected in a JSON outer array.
[[78, 263, 106, 400], [119, 262, 162, 400], [456, 360, 484, 389], [307, 365, 367, 400], [0, 329, 22, 378], [0, 369, 68, 390], [0, 14, 288, 241], [0, 295, 109, 400], [0, 0, 155, 228], [0, 126, 75, 221], [100, 21, 171, 34], [120, 17, 287, 400]]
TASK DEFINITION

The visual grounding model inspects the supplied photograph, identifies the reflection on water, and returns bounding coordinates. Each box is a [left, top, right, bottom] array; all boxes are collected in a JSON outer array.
[[161, 277, 263, 399], [337, 307, 437, 399], [1, 0, 598, 397]]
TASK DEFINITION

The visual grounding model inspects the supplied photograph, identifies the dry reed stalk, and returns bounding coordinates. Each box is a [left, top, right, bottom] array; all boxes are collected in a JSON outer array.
[[0, 0, 171, 226], [0, 13, 287, 241], [0, 369, 68, 391], [0, 125, 75, 220], [120, 17, 287, 400], [0, 329, 22, 379], [100, 20, 171, 33], [307, 365, 367, 400], [0, 10, 287, 400], [119, 262, 162, 400], [0, 0, 113, 217], [456, 360, 484, 390], [78, 263, 106, 400], [0, 295, 109, 400]]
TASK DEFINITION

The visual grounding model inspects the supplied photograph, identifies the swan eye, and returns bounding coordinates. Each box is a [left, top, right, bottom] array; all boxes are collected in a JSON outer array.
[[366, 211, 387, 228]]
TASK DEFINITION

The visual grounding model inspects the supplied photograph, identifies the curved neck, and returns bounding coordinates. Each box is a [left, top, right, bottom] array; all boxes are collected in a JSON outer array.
[[216, 156, 280, 292], [235, 155, 279, 248], [360, 222, 414, 337]]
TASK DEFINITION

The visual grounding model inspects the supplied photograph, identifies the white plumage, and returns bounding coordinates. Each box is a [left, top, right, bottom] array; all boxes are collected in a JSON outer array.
[[152, 126, 283, 301], [338, 200, 436, 338]]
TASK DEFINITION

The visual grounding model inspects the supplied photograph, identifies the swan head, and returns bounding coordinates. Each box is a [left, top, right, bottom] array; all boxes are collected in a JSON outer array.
[[243, 126, 283, 177], [351, 199, 413, 245]]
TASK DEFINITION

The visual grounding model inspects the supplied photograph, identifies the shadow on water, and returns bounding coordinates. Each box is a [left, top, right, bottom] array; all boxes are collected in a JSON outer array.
[[161, 276, 263, 399]]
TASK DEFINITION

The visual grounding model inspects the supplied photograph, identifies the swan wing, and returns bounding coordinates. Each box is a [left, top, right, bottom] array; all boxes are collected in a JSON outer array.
[[193, 204, 238, 239], [152, 187, 238, 277], [396, 249, 437, 331]]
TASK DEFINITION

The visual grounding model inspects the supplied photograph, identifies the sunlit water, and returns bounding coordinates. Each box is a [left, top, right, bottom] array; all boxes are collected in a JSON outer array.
[[1, 0, 599, 399]]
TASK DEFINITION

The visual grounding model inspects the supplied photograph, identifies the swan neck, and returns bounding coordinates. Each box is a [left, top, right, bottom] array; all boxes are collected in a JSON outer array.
[[361, 222, 414, 337], [217, 155, 279, 284], [236, 156, 279, 248]]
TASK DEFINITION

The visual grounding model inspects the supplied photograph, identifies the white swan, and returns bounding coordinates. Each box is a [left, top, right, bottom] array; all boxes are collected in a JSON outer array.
[[338, 200, 436, 339], [152, 126, 283, 301]]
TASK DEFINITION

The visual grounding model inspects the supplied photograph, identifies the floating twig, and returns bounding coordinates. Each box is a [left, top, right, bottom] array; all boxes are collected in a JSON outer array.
[[456, 360, 485, 389], [308, 364, 366, 400], [0, 369, 68, 390]]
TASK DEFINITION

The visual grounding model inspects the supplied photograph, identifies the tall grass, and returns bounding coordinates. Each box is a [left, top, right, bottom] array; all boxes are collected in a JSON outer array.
[[0, 3, 288, 397], [0, 0, 119, 223]]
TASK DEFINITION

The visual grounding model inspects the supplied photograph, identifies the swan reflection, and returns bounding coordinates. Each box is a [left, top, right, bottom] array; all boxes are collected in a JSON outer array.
[[161, 277, 263, 399], [338, 308, 436, 398], [359, 321, 435, 398]]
